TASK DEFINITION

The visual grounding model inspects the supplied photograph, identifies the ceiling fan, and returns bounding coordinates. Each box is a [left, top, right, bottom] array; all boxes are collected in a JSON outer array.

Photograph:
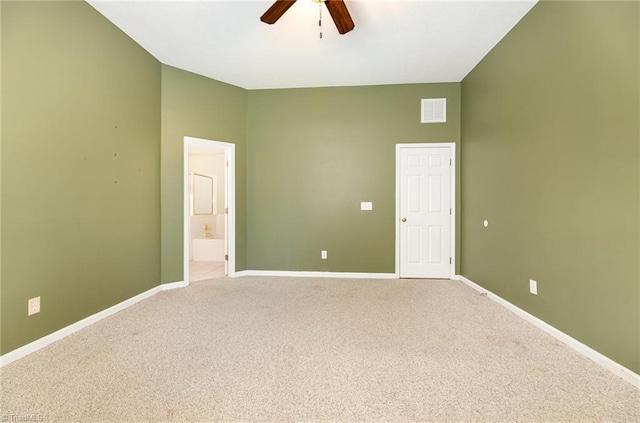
[[260, 0, 355, 35]]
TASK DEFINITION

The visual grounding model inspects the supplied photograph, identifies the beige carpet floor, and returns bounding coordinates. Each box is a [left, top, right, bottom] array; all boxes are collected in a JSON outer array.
[[1, 277, 639, 422]]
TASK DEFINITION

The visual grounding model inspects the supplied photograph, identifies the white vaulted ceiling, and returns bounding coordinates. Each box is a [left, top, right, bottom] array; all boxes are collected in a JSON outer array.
[[87, 0, 537, 90]]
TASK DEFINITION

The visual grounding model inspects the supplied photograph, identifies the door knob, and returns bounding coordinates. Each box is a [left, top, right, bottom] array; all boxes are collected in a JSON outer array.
[[401, 218, 407, 222]]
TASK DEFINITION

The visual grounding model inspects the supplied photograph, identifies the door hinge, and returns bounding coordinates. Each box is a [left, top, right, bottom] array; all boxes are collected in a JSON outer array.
[[225, 254, 229, 261], [449, 257, 452, 264], [225, 207, 229, 214], [450, 158, 452, 166], [226, 161, 229, 168], [450, 208, 452, 215]]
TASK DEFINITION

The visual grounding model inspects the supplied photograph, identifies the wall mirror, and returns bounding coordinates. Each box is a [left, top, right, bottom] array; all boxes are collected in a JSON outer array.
[[193, 173, 216, 215]]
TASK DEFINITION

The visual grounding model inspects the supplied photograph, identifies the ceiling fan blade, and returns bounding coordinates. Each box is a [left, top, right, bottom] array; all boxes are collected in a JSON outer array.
[[260, 0, 297, 25], [324, 0, 355, 35]]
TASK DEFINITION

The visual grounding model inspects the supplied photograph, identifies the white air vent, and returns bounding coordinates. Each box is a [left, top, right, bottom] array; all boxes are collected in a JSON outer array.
[[421, 98, 447, 123]]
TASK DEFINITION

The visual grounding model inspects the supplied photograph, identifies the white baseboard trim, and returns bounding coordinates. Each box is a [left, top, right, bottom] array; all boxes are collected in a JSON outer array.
[[0, 285, 162, 368], [161, 280, 187, 290], [237, 270, 398, 279], [457, 275, 640, 390]]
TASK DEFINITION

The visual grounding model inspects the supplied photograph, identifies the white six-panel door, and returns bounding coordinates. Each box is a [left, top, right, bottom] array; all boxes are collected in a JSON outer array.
[[398, 145, 452, 278]]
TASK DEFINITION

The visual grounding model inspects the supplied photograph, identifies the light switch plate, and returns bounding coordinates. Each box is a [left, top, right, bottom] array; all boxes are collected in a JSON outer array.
[[361, 202, 373, 211]]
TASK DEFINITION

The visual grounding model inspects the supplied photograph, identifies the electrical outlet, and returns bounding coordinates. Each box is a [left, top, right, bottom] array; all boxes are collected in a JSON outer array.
[[321, 250, 327, 260], [28, 297, 41, 316], [529, 280, 538, 295]]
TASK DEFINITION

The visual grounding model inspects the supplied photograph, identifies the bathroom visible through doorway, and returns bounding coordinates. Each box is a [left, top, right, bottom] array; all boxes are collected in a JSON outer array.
[[184, 137, 236, 283]]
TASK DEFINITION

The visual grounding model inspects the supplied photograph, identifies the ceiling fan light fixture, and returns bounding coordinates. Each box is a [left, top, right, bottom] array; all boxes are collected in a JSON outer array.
[[260, 0, 354, 35]]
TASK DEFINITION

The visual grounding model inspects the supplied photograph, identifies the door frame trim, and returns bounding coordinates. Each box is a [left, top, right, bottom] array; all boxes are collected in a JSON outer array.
[[395, 142, 456, 279], [183, 136, 236, 285]]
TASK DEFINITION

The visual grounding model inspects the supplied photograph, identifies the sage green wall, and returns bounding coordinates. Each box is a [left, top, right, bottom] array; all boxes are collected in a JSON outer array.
[[247, 84, 460, 273], [1, 1, 161, 354], [0, 0, 4, 355], [461, 1, 639, 373], [161, 65, 247, 282]]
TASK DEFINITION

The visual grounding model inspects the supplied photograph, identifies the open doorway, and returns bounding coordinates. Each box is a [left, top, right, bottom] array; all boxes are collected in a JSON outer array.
[[184, 137, 236, 284]]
